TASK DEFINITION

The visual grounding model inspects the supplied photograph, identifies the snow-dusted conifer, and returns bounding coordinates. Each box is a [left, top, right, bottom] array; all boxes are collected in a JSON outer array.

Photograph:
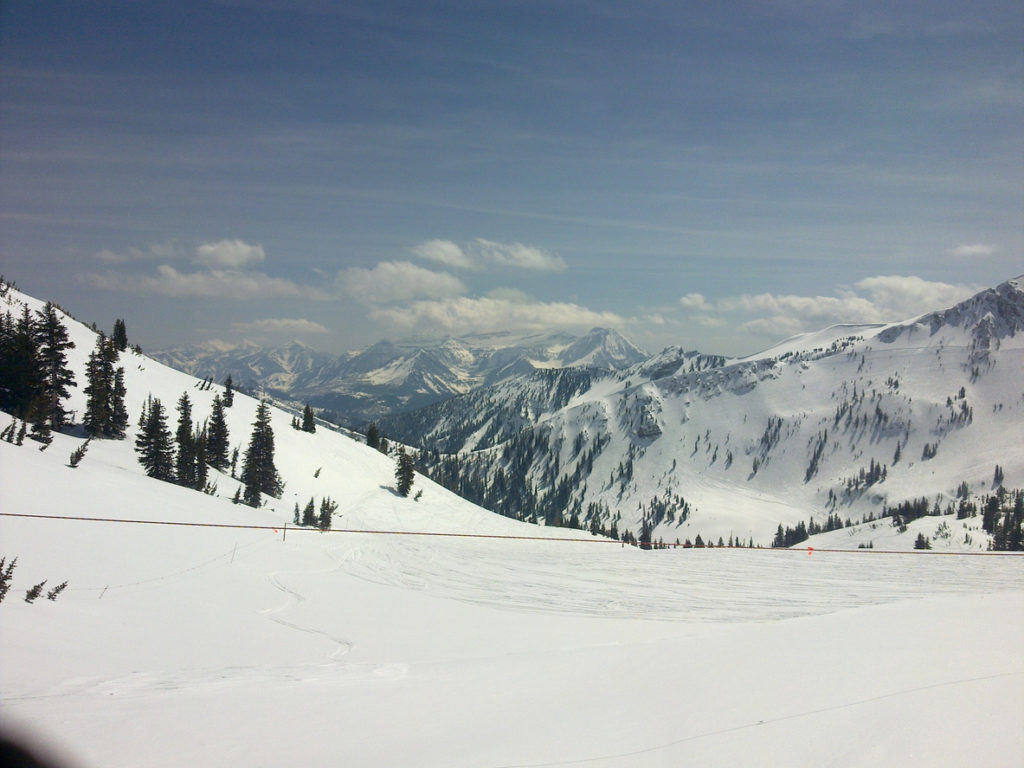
[[241, 401, 281, 507]]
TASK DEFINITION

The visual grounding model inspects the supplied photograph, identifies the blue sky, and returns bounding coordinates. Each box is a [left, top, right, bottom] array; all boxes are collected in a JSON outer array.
[[1, 0, 1021, 356]]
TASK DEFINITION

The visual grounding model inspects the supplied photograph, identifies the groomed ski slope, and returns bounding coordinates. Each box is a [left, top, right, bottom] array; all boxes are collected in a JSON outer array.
[[1, 288, 1022, 767]]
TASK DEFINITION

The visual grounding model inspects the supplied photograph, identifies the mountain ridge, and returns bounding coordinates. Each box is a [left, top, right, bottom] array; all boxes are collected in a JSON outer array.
[[380, 275, 1024, 548]]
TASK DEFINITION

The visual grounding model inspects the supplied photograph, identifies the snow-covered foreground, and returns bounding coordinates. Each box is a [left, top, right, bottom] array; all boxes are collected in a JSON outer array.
[[3, 506, 1022, 767]]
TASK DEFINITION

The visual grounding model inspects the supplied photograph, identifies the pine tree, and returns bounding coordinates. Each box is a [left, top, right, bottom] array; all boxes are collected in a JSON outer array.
[[111, 367, 128, 435], [83, 334, 125, 437], [301, 403, 316, 433], [301, 497, 317, 526], [193, 425, 209, 490], [33, 302, 76, 430], [395, 448, 415, 497], [366, 422, 380, 450], [135, 397, 175, 481], [175, 392, 197, 489], [0, 556, 16, 604], [318, 497, 337, 530], [112, 318, 128, 352], [241, 401, 281, 507], [223, 374, 234, 407], [206, 394, 230, 470], [24, 581, 46, 604], [0, 306, 43, 417]]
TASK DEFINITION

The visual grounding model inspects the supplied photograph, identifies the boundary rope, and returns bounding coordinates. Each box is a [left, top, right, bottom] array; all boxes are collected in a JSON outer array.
[[2, 512, 1022, 555]]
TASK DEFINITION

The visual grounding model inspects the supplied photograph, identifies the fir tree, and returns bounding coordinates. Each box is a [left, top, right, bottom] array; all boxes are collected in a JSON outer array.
[[301, 403, 316, 433], [112, 318, 128, 352], [69, 438, 90, 468], [301, 497, 317, 526], [193, 425, 209, 490], [175, 392, 197, 489], [83, 334, 125, 438], [223, 374, 234, 407], [395, 448, 415, 497], [24, 581, 46, 603], [111, 367, 128, 435], [206, 394, 230, 471], [0, 556, 16, 604], [135, 397, 175, 481], [33, 302, 76, 431], [0, 306, 42, 417], [46, 581, 69, 601], [366, 422, 380, 450], [319, 497, 337, 530], [241, 401, 281, 507]]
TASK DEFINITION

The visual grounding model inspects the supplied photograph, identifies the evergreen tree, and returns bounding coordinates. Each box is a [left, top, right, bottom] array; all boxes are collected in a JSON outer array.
[[223, 374, 234, 407], [395, 448, 415, 497], [241, 400, 281, 507], [318, 497, 337, 530], [301, 497, 317, 526], [0, 556, 16, 604], [33, 302, 76, 430], [301, 403, 316, 433], [112, 318, 128, 352], [193, 425, 209, 490], [206, 394, 230, 470], [135, 397, 175, 481], [83, 334, 126, 438], [111, 367, 128, 435], [366, 422, 380, 450], [175, 392, 197, 489], [0, 306, 42, 417]]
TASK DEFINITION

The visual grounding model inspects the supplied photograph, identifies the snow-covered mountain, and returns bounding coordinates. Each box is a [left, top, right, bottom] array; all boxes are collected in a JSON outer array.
[[381, 276, 1024, 549], [153, 327, 647, 426]]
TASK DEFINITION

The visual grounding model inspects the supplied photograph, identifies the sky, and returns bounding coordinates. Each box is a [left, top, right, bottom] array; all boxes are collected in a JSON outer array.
[[1, 0, 1021, 358]]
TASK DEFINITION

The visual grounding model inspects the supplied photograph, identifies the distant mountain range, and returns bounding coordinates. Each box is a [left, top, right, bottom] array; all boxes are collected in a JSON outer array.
[[152, 328, 648, 426], [378, 275, 1024, 547]]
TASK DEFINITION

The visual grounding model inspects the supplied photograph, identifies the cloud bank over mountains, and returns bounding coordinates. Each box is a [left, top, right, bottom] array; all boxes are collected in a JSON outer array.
[[82, 237, 985, 353]]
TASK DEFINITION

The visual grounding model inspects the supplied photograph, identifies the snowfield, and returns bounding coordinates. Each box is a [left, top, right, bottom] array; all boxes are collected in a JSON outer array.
[[1, 287, 1022, 767]]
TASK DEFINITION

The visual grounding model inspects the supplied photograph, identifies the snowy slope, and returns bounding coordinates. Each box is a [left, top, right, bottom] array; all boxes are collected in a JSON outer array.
[[1, 286, 1023, 768], [382, 276, 1024, 549]]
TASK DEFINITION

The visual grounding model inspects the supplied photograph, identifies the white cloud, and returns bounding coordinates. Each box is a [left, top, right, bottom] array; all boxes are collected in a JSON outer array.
[[703, 275, 980, 338], [194, 239, 266, 269], [473, 238, 567, 271], [409, 238, 567, 272], [948, 243, 996, 258], [410, 239, 476, 269], [336, 261, 466, 304], [84, 264, 327, 300], [230, 318, 329, 335], [371, 296, 624, 336], [679, 292, 711, 311]]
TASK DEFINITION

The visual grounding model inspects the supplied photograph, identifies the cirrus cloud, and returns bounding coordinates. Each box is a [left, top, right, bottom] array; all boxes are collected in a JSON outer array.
[[84, 264, 329, 300]]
